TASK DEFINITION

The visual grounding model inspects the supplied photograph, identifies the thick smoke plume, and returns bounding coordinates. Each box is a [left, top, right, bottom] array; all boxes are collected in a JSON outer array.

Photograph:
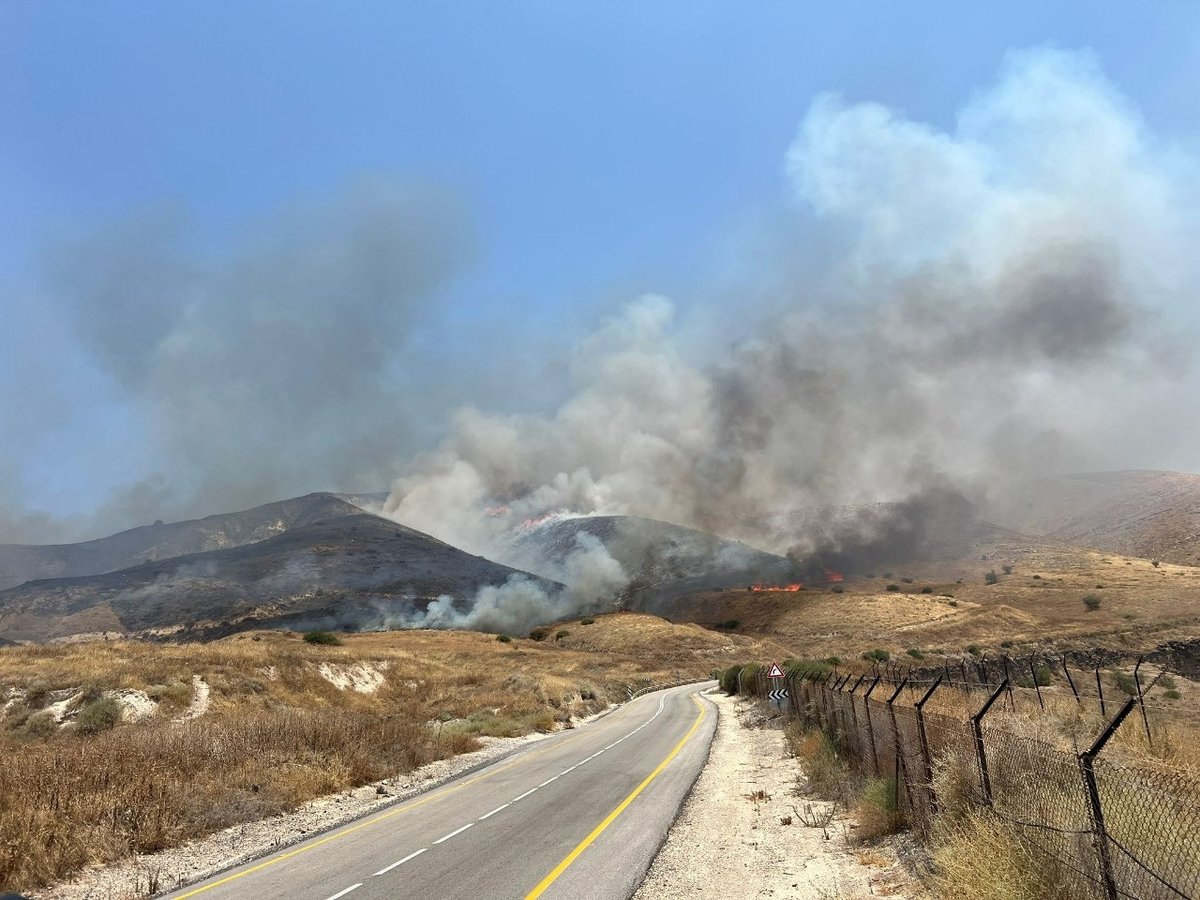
[[383, 49, 1198, 628], [2, 179, 473, 541]]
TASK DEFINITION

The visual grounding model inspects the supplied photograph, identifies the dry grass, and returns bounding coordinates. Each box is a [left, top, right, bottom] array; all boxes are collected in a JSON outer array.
[[664, 538, 1200, 663], [929, 811, 1084, 900], [0, 612, 778, 892]]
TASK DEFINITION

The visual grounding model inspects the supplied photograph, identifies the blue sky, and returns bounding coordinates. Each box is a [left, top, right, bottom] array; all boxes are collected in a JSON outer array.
[[3, 2, 1200, 537]]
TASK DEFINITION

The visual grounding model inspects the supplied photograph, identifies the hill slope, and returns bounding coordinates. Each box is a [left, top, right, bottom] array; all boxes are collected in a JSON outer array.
[[514, 514, 797, 605], [0, 493, 368, 591], [0, 513, 556, 642], [987, 470, 1200, 565]]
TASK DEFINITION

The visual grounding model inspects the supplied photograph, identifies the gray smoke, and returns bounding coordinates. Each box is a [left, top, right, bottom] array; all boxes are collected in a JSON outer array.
[[7, 178, 473, 540], [401, 531, 628, 634], [382, 48, 1198, 628]]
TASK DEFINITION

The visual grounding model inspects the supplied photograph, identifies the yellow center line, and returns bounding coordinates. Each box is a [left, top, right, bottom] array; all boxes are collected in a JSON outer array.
[[524, 692, 709, 900], [171, 694, 665, 899]]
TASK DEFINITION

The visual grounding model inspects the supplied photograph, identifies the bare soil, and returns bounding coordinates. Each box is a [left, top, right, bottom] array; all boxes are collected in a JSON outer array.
[[635, 692, 923, 900]]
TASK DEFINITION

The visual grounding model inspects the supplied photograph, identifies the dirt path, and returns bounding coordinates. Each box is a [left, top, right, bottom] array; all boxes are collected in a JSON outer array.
[[635, 692, 922, 900], [171, 675, 210, 724]]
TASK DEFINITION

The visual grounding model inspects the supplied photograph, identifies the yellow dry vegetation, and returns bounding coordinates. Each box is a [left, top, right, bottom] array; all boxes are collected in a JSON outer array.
[[0, 613, 783, 892], [669, 536, 1200, 662]]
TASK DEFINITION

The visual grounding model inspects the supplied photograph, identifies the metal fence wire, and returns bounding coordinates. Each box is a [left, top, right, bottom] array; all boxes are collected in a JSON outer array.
[[750, 667, 1200, 900]]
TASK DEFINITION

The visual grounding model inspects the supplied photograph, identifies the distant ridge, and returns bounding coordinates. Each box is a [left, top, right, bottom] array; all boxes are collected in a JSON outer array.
[[0, 493, 367, 591], [986, 470, 1200, 566], [0, 512, 556, 643]]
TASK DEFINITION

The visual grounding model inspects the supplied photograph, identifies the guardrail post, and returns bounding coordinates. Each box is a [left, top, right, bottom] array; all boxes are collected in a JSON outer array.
[[1079, 696, 1137, 900], [914, 676, 942, 817], [970, 680, 1008, 804]]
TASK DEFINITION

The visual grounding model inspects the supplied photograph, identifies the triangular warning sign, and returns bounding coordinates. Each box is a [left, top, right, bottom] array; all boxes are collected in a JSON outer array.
[[766, 662, 785, 678]]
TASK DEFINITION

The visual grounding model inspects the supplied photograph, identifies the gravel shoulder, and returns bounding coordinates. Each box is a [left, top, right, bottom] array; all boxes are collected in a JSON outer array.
[[32, 709, 612, 900], [635, 692, 923, 900]]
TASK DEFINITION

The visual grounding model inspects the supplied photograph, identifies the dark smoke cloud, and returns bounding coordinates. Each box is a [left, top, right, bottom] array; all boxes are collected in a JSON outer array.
[[383, 48, 1199, 630], [22, 178, 474, 537]]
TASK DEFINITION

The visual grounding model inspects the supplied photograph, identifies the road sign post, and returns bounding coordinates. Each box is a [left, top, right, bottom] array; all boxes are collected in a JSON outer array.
[[766, 661, 786, 710]]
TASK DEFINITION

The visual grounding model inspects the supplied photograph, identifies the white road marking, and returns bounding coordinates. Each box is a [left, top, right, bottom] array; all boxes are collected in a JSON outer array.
[[323, 885, 362, 900], [479, 803, 510, 820], [432, 823, 474, 845], [512, 787, 538, 802], [538, 776, 559, 787], [373, 849, 426, 876], [561, 766, 577, 774]]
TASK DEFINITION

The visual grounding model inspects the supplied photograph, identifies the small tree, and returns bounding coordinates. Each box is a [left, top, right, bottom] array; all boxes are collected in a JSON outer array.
[[303, 630, 341, 646], [984, 570, 999, 585], [1082, 593, 1102, 612]]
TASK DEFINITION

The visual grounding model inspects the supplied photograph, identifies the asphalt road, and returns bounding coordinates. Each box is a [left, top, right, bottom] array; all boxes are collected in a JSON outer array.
[[163, 681, 718, 900]]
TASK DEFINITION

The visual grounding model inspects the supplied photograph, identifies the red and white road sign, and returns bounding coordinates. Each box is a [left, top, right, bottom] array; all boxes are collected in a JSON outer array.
[[766, 662, 785, 678]]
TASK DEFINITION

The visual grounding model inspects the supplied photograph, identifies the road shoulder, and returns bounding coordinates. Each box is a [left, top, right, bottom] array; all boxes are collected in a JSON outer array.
[[634, 692, 922, 900]]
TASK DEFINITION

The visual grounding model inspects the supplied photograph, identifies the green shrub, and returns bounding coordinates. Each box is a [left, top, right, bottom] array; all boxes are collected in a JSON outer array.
[[885, 584, 900, 592], [1165, 689, 1182, 700], [861, 648, 890, 663], [1159, 675, 1177, 690], [22, 710, 58, 739], [1000, 640, 1015, 648], [984, 570, 998, 585], [1152, 559, 1161, 568], [967, 645, 982, 657], [920, 586, 933, 594], [906, 648, 925, 660], [784, 658, 833, 678], [76, 697, 122, 735], [555, 630, 570, 640], [824, 656, 842, 666], [1082, 593, 1102, 612], [831, 584, 844, 593], [496, 634, 513, 643], [1112, 671, 1137, 696], [303, 630, 342, 646], [580, 617, 595, 625], [901, 577, 914, 584], [1001, 565, 1013, 575], [718, 664, 744, 695], [1032, 574, 1042, 579], [721, 619, 740, 630], [528, 628, 548, 641], [949, 600, 959, 607]]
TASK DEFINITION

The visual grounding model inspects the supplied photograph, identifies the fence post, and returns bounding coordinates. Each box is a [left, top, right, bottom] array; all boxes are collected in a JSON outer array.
[[886, 679, 915, 813], [863, 675, 882, 776], [970, 680, 1009, 804], [1061, 655, 1081, 705], [1079, 696, 1137, 900], [915, 676, 943, 816], [1028, 654, 1045, 710], [1132, 658, 1152, 749], [1095, 667, 1107, 718]]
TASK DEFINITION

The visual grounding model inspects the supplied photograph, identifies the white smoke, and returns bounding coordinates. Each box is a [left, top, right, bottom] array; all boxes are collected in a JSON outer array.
[[381, 47, 1199, 630]]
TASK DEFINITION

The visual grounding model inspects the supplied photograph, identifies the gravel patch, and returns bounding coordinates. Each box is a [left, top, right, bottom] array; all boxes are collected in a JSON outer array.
[[32, 707, 613, 900], [635, 692, 923, 900]]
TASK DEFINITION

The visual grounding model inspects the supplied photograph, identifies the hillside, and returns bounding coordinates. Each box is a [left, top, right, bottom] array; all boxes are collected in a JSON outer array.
[[987, 470, 1200, 565], [513, 514, 798, 605], [0, 493, 367, 591], [0, 513, 555, 643], [660, 529, 1200, 667]]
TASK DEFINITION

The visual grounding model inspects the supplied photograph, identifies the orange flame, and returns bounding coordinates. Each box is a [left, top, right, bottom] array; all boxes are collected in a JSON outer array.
[[823, 569, 845, 582], [750, 583, 804, 592]]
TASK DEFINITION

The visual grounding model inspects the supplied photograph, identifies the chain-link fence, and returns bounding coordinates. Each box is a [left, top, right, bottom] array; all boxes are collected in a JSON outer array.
[[745, 663, 1200, 900]]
